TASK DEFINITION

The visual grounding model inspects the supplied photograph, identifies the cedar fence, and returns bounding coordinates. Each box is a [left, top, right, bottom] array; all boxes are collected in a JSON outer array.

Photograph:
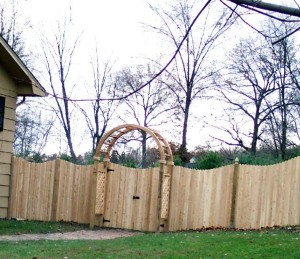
[[8, 156, 300, 232]]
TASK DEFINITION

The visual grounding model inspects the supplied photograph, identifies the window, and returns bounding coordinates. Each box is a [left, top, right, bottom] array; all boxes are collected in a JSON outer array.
[[0, 96, 5, 132]]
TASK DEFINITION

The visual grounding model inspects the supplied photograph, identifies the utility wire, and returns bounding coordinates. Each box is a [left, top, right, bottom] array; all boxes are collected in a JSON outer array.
[[293, 0, 300, 9], [222, 0, 300, 44], [227, 0, 300, 18], [240, 4, 300, 23], [235, 1, 300, 45], [220, 0, 272, 39], [272, 24, 300, 45]]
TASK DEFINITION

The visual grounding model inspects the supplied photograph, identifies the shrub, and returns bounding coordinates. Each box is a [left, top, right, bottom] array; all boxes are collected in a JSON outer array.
[[285, 146, 300, 160], [173, 154, 183, 166], [194, 151, 224, 169], [238, 152, 282, 165], [59, 153, 73, 162]]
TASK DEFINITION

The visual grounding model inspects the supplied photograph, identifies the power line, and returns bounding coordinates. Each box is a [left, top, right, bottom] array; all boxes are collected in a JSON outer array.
[[227, 0, 300, 18], [240, 4, 300, 23], [222, 0, 300, 44], [220, 0, 272, 39], [272, 25, 300, 45]]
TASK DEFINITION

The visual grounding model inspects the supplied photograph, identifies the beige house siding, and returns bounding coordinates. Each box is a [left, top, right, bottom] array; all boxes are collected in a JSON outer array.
[[0, 35, 45, 219], [0, 63, 17, 218]]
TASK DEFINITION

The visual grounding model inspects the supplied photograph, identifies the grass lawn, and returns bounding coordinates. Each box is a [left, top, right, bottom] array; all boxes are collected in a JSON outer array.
[[0, 220, 299, 258], [0, 219, 89, 235]]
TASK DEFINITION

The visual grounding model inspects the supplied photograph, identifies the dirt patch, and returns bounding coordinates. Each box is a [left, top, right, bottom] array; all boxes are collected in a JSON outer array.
[[0, 229, 142, 241]]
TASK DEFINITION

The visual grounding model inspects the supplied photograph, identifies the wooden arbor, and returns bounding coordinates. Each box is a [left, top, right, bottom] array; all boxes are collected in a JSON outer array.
[[89, 124, 174, 231]]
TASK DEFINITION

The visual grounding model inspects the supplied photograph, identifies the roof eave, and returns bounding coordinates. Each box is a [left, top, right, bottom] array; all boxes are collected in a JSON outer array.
[[0, 35, 47, 97]]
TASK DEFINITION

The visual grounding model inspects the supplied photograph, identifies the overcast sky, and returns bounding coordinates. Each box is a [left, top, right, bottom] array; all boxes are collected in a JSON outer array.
[[17, 0, 300, 78], [18, 0, 300, 76], [13, 0, 300, 155], [21, 0, 163, 68]]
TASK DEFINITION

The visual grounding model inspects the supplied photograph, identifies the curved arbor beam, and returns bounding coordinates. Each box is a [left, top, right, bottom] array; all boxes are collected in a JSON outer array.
[[94, 124, 173, 164], [90, 124, 174, 232]]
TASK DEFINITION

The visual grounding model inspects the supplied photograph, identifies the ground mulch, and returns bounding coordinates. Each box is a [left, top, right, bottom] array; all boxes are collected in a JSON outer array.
[[0, 229, 142, 241]]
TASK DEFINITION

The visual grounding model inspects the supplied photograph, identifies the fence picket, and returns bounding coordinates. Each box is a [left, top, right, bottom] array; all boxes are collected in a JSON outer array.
[[8, 157, 300, 231]]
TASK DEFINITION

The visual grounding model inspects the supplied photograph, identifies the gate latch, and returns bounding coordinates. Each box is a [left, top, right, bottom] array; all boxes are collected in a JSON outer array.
[[133, 196, 140, 200]]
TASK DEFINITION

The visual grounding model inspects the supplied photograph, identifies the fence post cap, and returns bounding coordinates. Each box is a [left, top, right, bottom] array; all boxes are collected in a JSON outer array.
[[234, 157, 239, 164]]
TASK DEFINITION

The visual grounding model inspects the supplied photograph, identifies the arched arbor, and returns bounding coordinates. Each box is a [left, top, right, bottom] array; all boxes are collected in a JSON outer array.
[[89, 124, 174, 231]]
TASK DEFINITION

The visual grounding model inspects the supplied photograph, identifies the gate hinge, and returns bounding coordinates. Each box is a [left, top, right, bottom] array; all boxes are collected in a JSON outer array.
[[103, 219, 110, 223], [107, 168, 114, 172], [133, 196, 140, 200]]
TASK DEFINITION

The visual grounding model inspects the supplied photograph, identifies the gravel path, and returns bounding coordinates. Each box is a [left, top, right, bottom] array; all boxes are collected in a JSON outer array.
[[0, 229, 142, 241]]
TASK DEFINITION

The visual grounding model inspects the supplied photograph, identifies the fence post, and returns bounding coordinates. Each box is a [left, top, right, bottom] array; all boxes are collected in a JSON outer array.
[[51, 159, 61, 221], [230, 157, 240, 229]]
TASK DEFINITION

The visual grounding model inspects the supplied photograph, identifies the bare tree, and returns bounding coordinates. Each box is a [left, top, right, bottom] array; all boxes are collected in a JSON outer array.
[[0, 0, 33, 107], [148, 0, 236, 162], [116, 64, 174, 167], [212, 24, 300, 156], [262, 21, 300, 159], [14, 103, 54, 160], [0, 0, 31, 66], [76, 48, 120, 154], [213, 36, 280, 154], [41, 20, 80, 162], [289, 103, 300, 144], [287, 52, 300, 145]]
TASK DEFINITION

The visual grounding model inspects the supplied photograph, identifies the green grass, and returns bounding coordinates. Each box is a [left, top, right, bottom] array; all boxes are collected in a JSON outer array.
[[0, 219, 89, 235], [0, 220, 299, 258]]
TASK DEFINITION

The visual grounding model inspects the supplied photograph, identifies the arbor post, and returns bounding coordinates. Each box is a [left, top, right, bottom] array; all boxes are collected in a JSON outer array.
[[161, 161, 174, 232]]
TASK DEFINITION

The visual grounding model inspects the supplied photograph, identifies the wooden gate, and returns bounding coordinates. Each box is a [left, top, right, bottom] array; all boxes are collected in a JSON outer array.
[[102, 164, 160, 231], [89, 124, 173, 232]]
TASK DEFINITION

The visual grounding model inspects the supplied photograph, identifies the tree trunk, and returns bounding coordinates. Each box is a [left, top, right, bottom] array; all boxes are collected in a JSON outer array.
[[180, 91, 191, 163], [280, 83, 288, 160], [67, 133, 77, 163], [280, 43, 288, 160], [251, 113, 260, 155]]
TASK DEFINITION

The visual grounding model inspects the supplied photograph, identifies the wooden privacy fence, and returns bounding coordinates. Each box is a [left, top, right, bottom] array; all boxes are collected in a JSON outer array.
[[8, 158, 92, 224], [8, 156, 300, 232]]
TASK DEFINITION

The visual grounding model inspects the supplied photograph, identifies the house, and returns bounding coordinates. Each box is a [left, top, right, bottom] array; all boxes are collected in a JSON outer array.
[[0, 35, 46, 218]]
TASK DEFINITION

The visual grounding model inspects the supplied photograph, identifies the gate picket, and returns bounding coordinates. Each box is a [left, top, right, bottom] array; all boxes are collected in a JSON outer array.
[[102, 164, 160, 232]]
